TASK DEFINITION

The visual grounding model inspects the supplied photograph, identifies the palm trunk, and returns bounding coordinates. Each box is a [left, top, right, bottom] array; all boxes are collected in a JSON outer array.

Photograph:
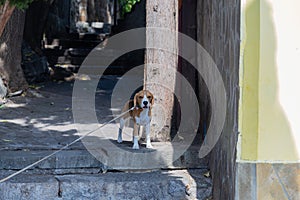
[[0, 9, 28, 93], [0, 1, 15, 37]]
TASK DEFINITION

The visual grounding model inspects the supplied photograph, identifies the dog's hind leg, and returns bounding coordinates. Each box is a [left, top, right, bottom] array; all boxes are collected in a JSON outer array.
[[118, 118, 125, 143], [145, 123, 153, 148]]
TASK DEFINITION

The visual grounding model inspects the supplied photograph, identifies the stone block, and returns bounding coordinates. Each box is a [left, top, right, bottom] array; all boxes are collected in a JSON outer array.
[[0, 175, 58, 200]]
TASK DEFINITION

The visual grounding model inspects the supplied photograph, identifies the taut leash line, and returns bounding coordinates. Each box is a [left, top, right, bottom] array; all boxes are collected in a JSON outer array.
[[0, 107, 135, 183]]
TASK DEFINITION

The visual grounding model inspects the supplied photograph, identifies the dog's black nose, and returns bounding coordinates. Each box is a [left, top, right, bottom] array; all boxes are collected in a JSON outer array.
[[143, 101, 148, 105]]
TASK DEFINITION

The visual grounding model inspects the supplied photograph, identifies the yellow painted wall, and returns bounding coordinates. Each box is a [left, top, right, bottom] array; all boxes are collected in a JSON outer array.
[[239, 0, 300, 161], [239, 0, 260, 160]]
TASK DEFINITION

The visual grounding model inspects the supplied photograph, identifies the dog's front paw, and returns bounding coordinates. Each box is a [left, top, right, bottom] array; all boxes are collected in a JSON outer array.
[[118, 129, 123, 143], [132, 136, 139, 149], [117, 137, 122, 143], [146, 143, 153, 149], [132, 143, 140, 149], [117, 134, 122, 143]]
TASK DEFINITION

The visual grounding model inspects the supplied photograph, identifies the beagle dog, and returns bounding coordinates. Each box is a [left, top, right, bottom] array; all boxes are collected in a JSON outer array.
[[118, 90, 154, 149]]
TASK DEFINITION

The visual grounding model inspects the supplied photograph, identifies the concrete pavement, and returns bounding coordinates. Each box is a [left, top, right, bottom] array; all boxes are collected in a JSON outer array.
[[0, 77, 212, 199]]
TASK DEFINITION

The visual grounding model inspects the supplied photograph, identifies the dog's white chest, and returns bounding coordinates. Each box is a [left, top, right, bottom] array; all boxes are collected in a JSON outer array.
[[135, 109, 151, 126]]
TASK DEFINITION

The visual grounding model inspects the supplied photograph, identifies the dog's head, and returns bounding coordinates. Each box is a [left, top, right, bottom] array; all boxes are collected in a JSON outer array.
[[134, 90, 154, 109]]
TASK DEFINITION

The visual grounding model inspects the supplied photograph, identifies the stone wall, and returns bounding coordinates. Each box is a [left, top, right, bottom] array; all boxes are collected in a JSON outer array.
[[236, 163, 300, 199], [196, 0, 240, 199]]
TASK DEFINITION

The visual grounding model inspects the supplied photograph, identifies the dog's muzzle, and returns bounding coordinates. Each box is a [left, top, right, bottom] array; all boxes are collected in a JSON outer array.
[[143, 101, 149, 108]]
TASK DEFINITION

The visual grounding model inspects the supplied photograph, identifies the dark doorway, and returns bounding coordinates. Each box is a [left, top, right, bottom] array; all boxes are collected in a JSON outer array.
[[176, 0, 211, 146]]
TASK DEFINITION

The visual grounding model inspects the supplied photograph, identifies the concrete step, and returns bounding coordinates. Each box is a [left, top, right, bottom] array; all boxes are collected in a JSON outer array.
[[45, 46, 137, 71], [59, 38, 103, 49], [0, 143, 208, 172], [0, 169, 212, 200]]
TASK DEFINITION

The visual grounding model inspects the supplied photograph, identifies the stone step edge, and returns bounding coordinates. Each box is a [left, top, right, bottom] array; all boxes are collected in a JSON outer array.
[[0, 146, 208, 171], [0, 169, 212, 200]]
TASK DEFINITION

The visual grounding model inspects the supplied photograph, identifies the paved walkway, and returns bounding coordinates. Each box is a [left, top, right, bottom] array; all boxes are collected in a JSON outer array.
[[0, 77, 212, 199]]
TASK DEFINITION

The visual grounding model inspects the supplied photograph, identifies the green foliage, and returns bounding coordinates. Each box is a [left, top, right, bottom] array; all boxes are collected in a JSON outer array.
[[0, 0, 34, 9], [119, 0, 141, 16]]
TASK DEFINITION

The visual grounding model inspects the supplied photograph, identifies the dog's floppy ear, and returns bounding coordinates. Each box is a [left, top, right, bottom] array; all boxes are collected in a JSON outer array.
[[150, 93, 154, 105], [133, 93, 138, 107]]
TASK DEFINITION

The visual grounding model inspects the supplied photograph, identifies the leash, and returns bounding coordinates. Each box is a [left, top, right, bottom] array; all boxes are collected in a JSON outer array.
[[0, 107, 135, 183]]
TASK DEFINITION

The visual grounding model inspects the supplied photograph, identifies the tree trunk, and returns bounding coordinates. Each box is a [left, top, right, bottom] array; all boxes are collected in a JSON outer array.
[[0, 1, 15, 37], [87, 0, 112, 23], [87, 0, 96, 22], [0, 9, 27, 92], [145, 0, 178, 141], [196, 1, 240, 199], [23, 0, 54, 55]]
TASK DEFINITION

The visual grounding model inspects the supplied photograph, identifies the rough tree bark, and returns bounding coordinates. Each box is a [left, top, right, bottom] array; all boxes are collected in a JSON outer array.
[[0, 9, 27, 93], [87, 0, 112, 23], [145, 0, 178, 141], [0, 1, 15, 98], [23, 0, 54, 55], [0, 1, 15, 37], [196, 1, 240, 199]]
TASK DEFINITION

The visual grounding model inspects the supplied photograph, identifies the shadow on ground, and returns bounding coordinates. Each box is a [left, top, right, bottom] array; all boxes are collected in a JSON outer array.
[[0, 77, 212, 199]]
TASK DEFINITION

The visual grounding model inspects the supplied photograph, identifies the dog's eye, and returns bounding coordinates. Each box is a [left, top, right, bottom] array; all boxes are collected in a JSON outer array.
[[147, 96, 151, 99], [138, 96, 143, 99]]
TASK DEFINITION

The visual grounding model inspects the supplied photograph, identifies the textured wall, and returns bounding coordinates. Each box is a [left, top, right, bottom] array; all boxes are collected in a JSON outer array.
[[196, 0, 240, 199], [236, 163, 300, 200]]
